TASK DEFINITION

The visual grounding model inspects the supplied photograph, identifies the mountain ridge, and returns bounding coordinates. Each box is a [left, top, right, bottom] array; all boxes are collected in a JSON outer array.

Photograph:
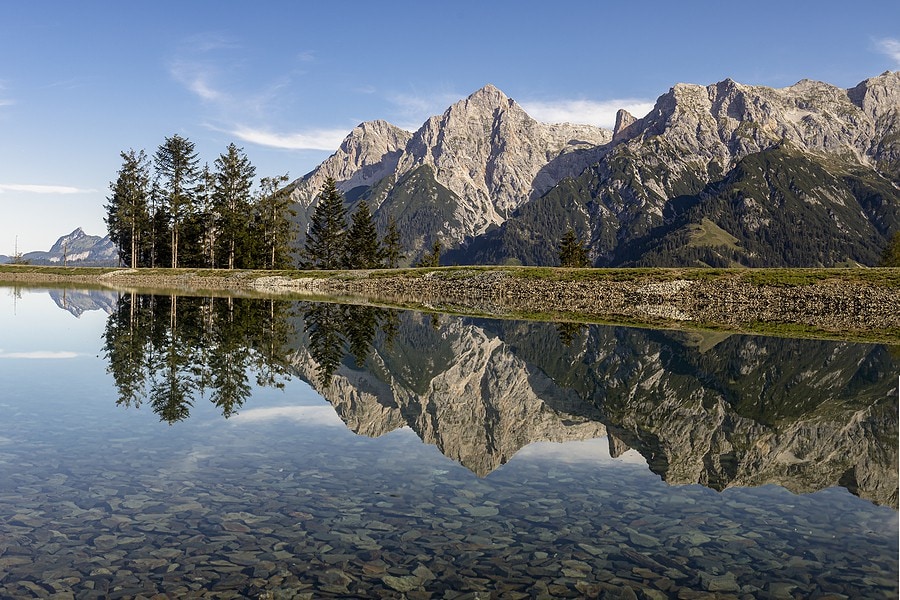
[[287, 72, 899, 267], [0, 228, 117, 266]]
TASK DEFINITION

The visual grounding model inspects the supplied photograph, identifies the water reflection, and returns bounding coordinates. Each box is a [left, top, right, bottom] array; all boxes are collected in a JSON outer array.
[[102, 293, 294, 422], [96, 291, 898, 507], [2, 287, 898, 598]]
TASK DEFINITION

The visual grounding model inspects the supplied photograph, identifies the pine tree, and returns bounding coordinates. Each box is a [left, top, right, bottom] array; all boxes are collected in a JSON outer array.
[[106, 149, 151, 268], [254, 174, 296, 269], [213, 143, 256, 269], [302, 177, 347, 270], [380, 215, 403, 268], [416, 240, 442, 267], [880, 231, 900, 267], [154, 134, 200, 268], [558, 227, 590, 267], [196, 163, 217, 268], [344, 201, 380, 269]]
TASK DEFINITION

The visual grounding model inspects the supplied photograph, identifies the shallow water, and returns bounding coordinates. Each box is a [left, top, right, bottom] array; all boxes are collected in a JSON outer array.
[[0, 287, 897, 598]]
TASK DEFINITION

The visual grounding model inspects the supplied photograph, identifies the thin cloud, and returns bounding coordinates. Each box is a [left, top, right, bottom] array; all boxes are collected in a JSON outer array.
[[520, 98, 655, 129], [0, 350, 80, 359], [0, 184, 93, 194], [514, 437, 648, 466], [876, 38, 900, 66], [0, 81, 12, 107], [231, 405, 344, 427], [230, 125, 348, 151], [170, 59, 225, 103]]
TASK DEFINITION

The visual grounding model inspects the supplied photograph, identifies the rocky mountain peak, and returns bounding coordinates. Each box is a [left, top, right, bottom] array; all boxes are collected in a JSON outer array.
[[462, 83, 512, 108], [287, 119, 413, 208], [624, 73, 900, 174], [49, 227, 90, 253], [613, 108, 637, 141]]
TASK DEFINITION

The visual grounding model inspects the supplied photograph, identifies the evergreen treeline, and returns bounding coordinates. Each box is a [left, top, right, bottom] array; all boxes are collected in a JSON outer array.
[[105, 135, 296, 269], [301, 177, 405, 269]]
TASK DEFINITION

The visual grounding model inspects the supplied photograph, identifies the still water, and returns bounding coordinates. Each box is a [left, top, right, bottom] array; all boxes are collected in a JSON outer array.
[[0, 286, 897, 599]]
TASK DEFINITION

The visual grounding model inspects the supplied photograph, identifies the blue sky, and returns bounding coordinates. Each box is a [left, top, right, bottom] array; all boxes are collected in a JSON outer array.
[[1, 1, 898, 255]]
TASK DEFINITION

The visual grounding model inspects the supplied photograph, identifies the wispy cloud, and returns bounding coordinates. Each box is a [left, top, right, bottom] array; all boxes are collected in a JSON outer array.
[[229, 125, 347, 151], [231, 405, 344, 427], [170, 59, 226, 103], [520, 98, 655, 129], [514, 437, 648, 466], [0, 184, 94, 194], [876, 38, 900, 67], [0, 350, 80, 359], [0, 80, 12, 108]]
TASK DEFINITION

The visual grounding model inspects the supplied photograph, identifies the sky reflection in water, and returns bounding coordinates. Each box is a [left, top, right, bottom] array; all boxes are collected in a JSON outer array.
[[0, 286, 896, 598]]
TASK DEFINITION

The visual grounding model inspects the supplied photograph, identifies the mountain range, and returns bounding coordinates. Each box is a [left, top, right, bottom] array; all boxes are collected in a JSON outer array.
[[0, 228, 117, 266], [287, 72, 900, 267]]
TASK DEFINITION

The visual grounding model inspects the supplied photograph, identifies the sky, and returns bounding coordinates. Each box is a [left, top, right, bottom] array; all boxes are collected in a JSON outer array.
[[1, 1, 898, 255]]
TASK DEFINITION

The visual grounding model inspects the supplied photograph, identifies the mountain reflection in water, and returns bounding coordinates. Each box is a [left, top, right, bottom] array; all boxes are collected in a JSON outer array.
[[94, 290, 899, 508]]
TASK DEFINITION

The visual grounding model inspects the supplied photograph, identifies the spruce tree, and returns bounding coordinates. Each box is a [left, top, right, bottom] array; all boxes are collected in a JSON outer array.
[[880, 231, 900, 267], [416, 240, 442, 267], [254, 174, 296, 269], [106, 149, 151, 268], [154, 134, 200, 268], [302, 178, 347, 269], [558, 227, 590, 267], [380, 215, 403, 268], [196, 163, 217, 268], [213, 143, 256, 269], [344, 201, 380, 269]]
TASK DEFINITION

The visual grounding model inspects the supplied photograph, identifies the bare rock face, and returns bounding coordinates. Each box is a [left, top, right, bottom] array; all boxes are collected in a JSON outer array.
[[288, 119, 413, 209], [627, 73, 899, 179], [613, 108, 637, 141], [398, 85, 611, 236]]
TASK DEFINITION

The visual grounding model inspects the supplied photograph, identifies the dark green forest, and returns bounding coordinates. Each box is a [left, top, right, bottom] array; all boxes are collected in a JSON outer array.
[[105, 136, 296, 270]]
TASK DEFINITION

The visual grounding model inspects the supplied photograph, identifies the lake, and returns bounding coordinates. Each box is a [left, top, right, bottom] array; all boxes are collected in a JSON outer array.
[[0, 286, 897, 599]]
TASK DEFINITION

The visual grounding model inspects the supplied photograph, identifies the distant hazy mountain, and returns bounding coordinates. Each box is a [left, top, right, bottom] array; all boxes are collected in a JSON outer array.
[[288, 72, 899, 267], [11, 228, 118, 266]]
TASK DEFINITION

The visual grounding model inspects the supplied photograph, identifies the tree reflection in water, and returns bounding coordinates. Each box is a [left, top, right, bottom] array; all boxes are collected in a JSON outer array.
[[102, 293, 295, 423]]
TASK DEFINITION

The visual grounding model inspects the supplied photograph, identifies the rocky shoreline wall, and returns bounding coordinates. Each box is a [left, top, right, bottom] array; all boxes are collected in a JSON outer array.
[[2, 268, 897, 337], [245, 271, 899, 334]]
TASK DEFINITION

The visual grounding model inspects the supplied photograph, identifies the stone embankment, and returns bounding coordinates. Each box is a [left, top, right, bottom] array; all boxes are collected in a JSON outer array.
[[2, 267, 897, 338], [246, 270, 899, 336]]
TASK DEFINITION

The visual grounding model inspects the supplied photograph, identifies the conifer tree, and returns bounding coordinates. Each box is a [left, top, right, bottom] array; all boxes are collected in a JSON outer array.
[[254, 174, 296, 269], [154, 134, 200, 268], [106, 149, 151, 268], [302, 177, 347, 270], [213, 143, 256, 269], [881, 231, 900, 267], [416, 240, 442, 267], [344, 201, 380, 269], [558, 227, 590, 267], [196, 163, 217, 268], [380, 215, 403, 268]]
